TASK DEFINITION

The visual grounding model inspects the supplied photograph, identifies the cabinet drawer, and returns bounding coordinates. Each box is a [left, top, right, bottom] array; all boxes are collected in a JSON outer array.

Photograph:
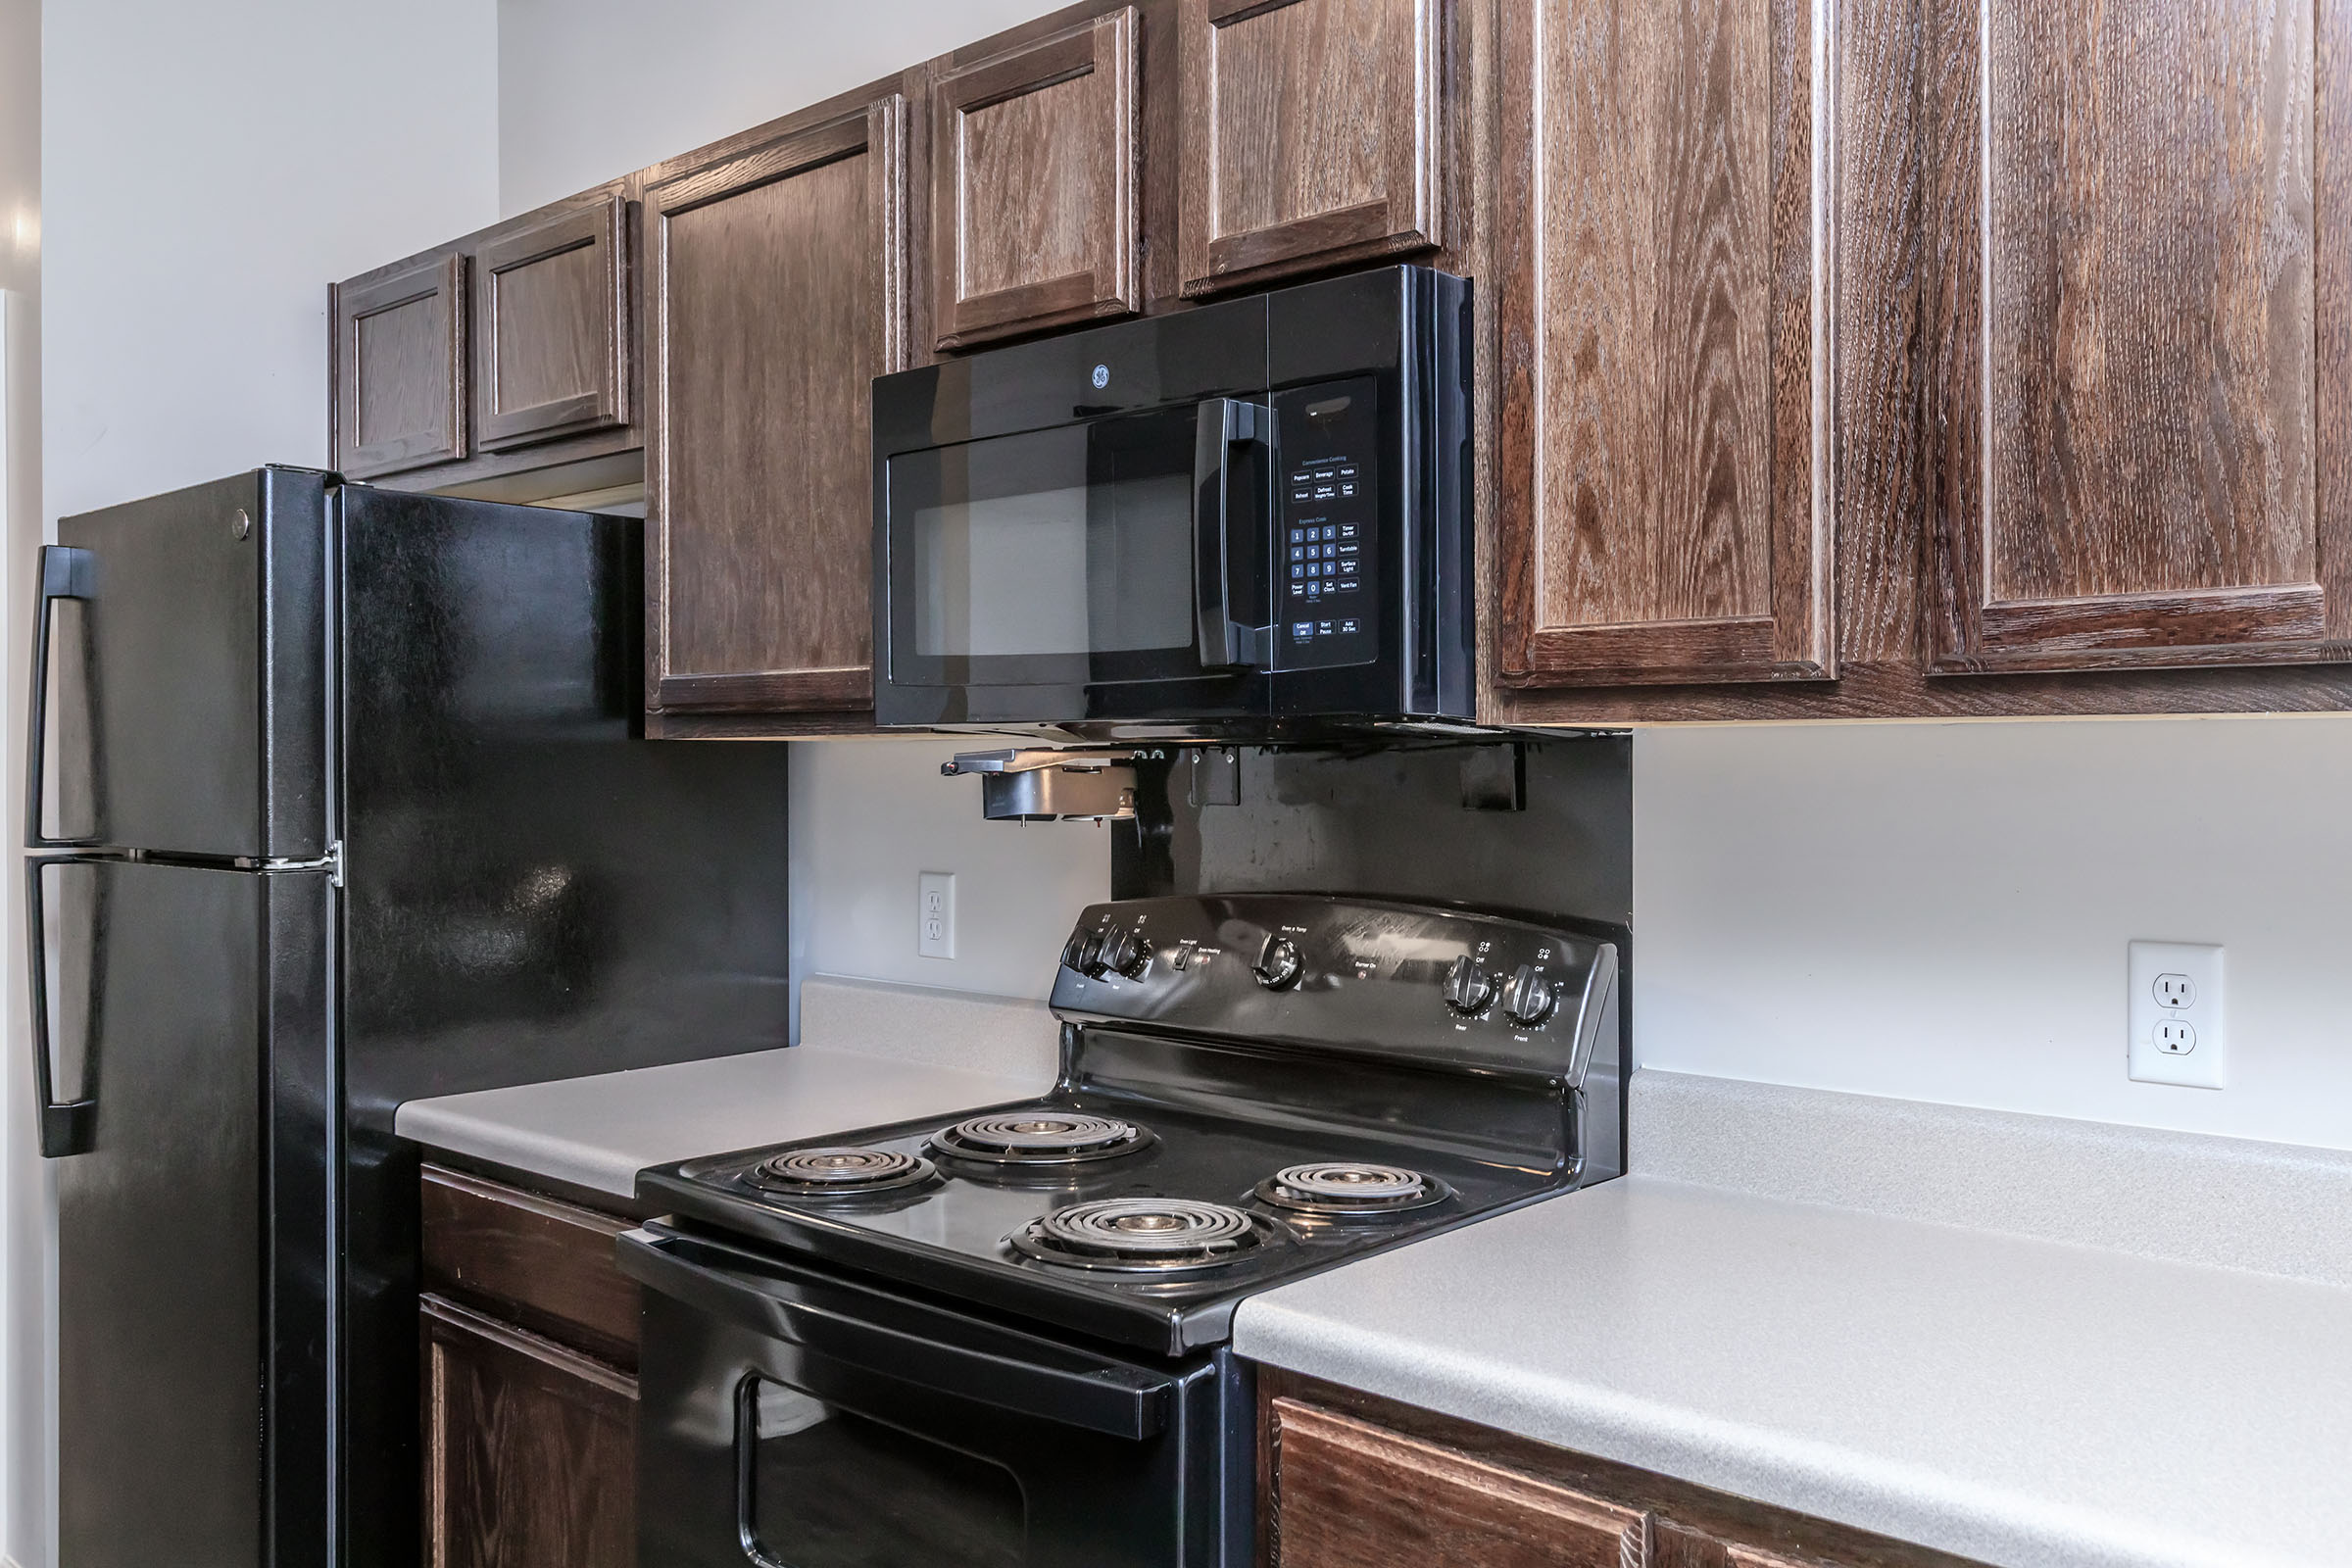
[[1268, 1396, 1643, 1567], [420, 1165, 638, 1368]]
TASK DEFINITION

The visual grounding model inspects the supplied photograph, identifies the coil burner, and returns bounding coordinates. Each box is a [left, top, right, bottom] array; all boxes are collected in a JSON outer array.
[[929, 1112, 1155, 1166], [1253, 1162, 1450, 1217], [1008, 1198, 1277, 1274], [747, 1147, 936, 1197]]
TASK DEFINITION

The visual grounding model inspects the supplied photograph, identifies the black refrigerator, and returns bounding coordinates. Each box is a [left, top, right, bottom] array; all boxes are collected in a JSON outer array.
[[24, 467, 793, 1568]]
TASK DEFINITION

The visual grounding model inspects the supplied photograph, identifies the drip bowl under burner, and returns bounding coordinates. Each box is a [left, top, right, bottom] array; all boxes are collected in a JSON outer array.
[[747, 1147, 936, 1197], [1255, 1161, 1450, 1217], [930, 1112, 1154, 1166], [1008, 1198, 1277, 1273]]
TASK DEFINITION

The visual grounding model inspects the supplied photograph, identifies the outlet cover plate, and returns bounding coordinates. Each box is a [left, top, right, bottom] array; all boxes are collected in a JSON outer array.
[[918, 871, 956, 960], [2129, 941, 2224, 1089]]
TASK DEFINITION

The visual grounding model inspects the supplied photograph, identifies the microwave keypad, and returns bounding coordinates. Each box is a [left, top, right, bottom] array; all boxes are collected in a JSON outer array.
[[1275, 381, 1378, 669]]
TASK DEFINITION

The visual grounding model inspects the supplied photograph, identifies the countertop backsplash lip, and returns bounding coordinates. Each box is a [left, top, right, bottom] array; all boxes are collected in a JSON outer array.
[[797, 971, 1061, 1081], [1629, 1067, 2352, 1291]]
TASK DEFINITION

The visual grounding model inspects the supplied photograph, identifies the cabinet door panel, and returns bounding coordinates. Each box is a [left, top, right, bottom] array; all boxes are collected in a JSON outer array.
[[645, 99, 907, 714], [1926, 0, 2340, 670], [336, 252, 466, 478], [931, 11, 1139, 349], [473, 193, 629, 451], [1268, 1397, 1643, 1568], [421, 1296, 634, 1568], [1496, 0, 1828, 685], [1179, 0, 1443, 295]]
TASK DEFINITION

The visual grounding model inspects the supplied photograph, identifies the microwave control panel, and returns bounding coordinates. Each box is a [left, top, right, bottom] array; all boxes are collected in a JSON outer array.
[[1273, 377, 1378, 669]]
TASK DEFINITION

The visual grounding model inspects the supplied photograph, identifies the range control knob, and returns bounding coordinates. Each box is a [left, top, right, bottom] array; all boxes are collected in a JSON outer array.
[[1504, 965, 1559, 1028], [1440, 956, 1495, 1015], [1061, 928, 1103, 974], [1097, 926, 1152, 978], [1252, 935, 1303, 991]]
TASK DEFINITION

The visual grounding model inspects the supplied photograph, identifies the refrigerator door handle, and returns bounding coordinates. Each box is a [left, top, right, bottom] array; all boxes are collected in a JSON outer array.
[[24, 853, 101, 1156], [25, 545, 98, 849]]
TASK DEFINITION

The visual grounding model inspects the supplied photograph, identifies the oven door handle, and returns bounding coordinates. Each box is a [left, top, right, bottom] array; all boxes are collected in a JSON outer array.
[[618, 1229, 1174, 1441], [1193, 397, 1268, 669]]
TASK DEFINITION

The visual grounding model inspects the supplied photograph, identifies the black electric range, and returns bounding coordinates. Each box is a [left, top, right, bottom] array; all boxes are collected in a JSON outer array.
[[620, 894, 1623, 1568]]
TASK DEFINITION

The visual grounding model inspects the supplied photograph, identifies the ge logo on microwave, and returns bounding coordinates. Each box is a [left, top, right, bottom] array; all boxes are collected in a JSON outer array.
[[1091, 364, 1110, 390]]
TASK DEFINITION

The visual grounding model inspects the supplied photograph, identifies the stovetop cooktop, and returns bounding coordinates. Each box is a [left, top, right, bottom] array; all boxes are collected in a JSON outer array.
[[638, 894, 1625, 1356]]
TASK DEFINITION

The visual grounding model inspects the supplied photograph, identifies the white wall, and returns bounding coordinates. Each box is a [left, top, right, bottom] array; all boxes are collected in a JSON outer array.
[[1634, 717, 2352, 1153], [13, 5, 498, 1564], [787, 739, 1110, 1030], [498, 0, 1048, 216], [41, 0, 499, 521]]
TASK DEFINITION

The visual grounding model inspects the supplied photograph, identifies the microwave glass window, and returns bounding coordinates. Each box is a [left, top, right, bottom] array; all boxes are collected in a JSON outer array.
[[741, 1376, 1025, 1568], [899, 415, 1198, 663]]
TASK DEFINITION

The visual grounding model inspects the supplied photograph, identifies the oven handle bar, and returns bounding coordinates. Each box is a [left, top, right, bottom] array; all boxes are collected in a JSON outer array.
[[1193, 397, 1268, 669], [618, 1228, 1173, 1441]]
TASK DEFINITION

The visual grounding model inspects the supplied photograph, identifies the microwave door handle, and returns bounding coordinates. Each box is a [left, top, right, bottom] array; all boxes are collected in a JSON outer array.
[[1193, 398, 1265, 669]]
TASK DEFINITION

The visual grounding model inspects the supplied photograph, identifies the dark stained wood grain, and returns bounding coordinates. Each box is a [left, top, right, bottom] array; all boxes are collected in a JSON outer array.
[[419, 1165, 638, 1371], [931, 9, 1140, 348], [1178, 0, 1444, 295], [472, 193, 630, 452], [642, 91, 907, 716], [1267, 1396, 1642, 1568], [1494, 0, 1829, 686], [1924, 0, 2339, 672], [335, 251, 466, 478], [1263, 1369, 1995, 1568], [421, 1295, 634, 1568]]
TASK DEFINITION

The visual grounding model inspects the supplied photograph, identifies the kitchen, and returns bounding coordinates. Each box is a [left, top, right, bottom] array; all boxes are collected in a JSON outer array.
[[5, 0, 2352, 1566]]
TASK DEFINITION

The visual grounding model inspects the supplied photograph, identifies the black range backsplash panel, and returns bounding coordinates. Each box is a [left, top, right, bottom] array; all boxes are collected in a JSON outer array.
[[1110, 736, 1631, 930]]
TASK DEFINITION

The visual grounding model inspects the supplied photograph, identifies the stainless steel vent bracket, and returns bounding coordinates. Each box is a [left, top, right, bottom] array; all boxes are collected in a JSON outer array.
[[944, 750, 1140, 822]]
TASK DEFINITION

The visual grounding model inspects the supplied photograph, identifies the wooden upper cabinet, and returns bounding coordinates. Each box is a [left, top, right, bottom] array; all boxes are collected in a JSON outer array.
[[643, 96, 908, 715], [1923, 0, 2343, 672], [471, 193, 630, 453], [334, 252, 466, 478], [1178, 0, 1444, 297], [1266, 1397, 1643, 1568], [930, 10, 1140, 350], [1494, 0, 1829, 688]]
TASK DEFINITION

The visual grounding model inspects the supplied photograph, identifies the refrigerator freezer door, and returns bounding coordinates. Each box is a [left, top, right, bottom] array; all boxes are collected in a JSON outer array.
[[47, 857, 334, 1568], [43, 467, 329, 858]]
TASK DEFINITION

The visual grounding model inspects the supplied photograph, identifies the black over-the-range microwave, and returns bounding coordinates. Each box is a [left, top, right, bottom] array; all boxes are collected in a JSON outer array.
[[871, 266, 1473, 738]]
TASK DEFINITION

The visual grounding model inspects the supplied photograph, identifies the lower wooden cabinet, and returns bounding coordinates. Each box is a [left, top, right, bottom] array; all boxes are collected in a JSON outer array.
[[422, 1297, 636, 1568], [1262, 1371, 1986, 1568], [419, 1165, 640, 1568]]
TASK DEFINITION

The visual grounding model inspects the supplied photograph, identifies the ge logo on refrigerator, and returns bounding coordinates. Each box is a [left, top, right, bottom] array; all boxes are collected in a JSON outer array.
[[1091, 364, 1110, 390]]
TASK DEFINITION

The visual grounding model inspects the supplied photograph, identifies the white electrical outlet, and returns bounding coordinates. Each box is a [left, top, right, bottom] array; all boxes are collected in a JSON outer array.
[[917, 872, 956, 959], [2129, 941, 2224, 1089]]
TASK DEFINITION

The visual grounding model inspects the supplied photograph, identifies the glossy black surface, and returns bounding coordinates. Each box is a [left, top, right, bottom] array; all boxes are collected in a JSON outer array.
[[336, 482, 793, 1568], [51, 859, 281, 1568], [621, 1226, 1252, 1568], [28, 470, 794, 1568], [48, 468, 329, 858], [641, 896, 1616, 1357], [871, 267, 1473, 737]]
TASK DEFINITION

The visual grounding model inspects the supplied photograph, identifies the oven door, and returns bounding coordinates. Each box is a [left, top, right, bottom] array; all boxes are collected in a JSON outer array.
[[876, 400, 1272, 728], [619, 1224, 1250, 1568]]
